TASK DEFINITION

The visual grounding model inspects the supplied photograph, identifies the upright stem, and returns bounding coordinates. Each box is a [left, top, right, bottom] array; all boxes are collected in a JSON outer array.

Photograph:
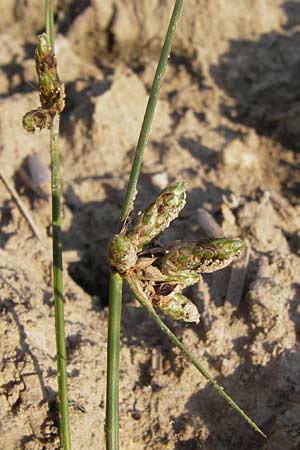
[[51, 115, 71, 450], [46, 1, 71, 447], [106, 272, 123, 449], [45, 0, 54, 48], [106, 2, 184, 450]]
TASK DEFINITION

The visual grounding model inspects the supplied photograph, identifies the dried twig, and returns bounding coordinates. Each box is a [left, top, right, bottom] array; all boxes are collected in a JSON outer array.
[[226, 244, 250, 307], [196, 208, 224, 238], [0, 170, 47, 250], [197, 207, 249, 307]]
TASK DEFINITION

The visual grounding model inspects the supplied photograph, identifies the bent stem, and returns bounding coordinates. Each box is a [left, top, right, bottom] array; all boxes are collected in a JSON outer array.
[[120, 0, 184, 228], [125, 275, 266, 438], [106, 2, 184, 450]]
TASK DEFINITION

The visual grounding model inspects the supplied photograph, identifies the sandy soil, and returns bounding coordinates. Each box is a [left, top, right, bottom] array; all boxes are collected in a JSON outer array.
[[1, 1, 300, 449]]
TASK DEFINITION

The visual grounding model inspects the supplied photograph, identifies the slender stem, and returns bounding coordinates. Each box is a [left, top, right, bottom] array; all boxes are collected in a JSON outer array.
[[45, 1, 71, 447], [106, 2, 184, 450], [106, 272, 123, 450], [120, 0, 184, 229], [51, 115, 71, 450], [125, 276, 266, 438], [45, 0, 55, 48]]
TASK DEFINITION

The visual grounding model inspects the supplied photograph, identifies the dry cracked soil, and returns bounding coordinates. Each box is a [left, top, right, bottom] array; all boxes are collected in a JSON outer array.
[[1, 1, 300, 449]]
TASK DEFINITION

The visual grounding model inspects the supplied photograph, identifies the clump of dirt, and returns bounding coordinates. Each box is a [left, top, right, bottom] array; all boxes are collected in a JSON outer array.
[[1, 1, 300, 449]]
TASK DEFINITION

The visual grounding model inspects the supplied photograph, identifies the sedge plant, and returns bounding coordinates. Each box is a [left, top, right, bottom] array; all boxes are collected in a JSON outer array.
[[22, 1, 71, 449], [20, 1, 265, 448], [106, 0, 266, 449]]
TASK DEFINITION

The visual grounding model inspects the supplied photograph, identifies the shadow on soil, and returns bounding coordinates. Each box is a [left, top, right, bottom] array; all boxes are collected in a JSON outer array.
[[172, 346, 300, 450], [61, 179, 120, 303], [211, 1, 300, 151], [210, 1, 300, 204]]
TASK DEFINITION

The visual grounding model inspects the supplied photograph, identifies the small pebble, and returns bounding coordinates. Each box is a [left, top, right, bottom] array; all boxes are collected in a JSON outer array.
[[28, 153, 49, 186], [151, 172, 168, 189], [222, 138, 258, 168]]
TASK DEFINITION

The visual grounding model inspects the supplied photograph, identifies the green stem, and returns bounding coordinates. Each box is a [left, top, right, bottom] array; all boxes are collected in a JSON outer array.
[[51, 115, 71, 450], [106, 272, 123, 450], [120, 0, 184, 229], [106, 2, 184, 450], [46, 1, 71, 446], [125, 276, 266, 438], [45, 0, 55, 48]]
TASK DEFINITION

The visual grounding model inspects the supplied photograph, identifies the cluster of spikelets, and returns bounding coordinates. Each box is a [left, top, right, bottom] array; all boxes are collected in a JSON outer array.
[[109, 180, 246, 323], [23, 33, 65, 133]]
